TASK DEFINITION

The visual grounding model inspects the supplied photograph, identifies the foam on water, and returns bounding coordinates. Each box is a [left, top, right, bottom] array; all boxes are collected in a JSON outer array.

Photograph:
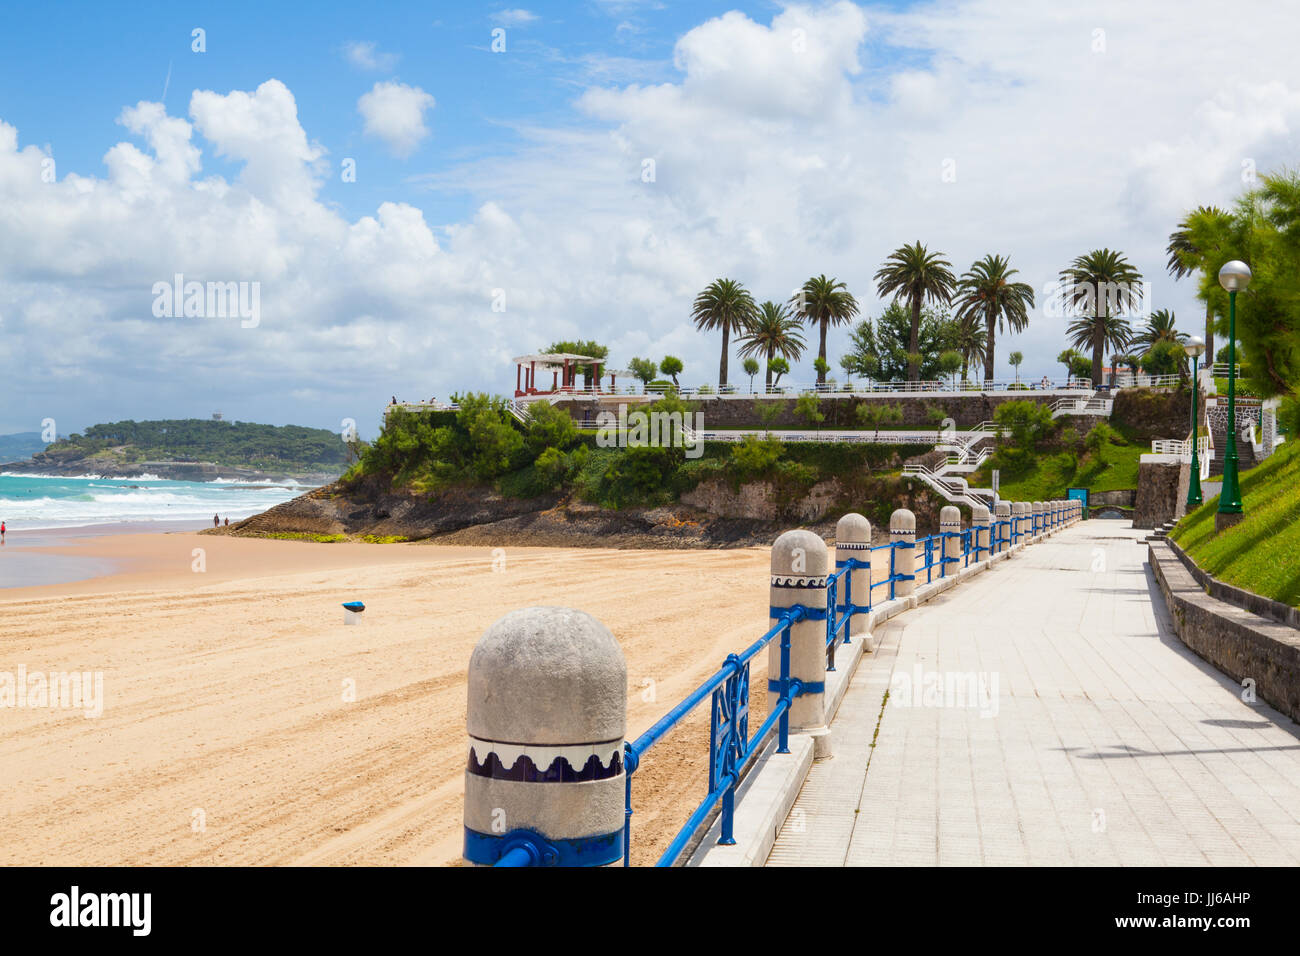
[[0, 475, 311, 530]]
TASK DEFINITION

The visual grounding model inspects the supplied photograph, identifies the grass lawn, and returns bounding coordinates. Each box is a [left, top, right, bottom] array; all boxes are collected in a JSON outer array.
[[974, 441, 1145, 501], [1170, 439, 1300, 607]]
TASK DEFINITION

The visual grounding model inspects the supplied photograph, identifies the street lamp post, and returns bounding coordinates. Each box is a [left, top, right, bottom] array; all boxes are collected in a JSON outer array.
[[1216, 260, 1251, 527], [1184, 334, 1205, 509]]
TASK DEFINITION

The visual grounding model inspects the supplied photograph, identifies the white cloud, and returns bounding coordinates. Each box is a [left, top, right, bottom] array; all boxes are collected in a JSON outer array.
[[491, 9, 538, 27], [343, 41, 400, 72], [3, 1, 1300, 437], [357, 80, 436, 157]]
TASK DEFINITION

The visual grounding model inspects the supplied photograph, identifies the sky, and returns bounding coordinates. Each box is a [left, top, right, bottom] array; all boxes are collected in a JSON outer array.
[[1, 0, 1298, 438]]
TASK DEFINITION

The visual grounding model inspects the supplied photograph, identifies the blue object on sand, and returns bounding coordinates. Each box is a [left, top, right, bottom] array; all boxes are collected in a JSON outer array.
[[343, 601, 365, 612]]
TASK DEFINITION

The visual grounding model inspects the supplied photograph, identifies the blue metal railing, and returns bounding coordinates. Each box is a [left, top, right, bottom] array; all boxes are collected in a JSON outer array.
[[608, 519, 1004, 868]]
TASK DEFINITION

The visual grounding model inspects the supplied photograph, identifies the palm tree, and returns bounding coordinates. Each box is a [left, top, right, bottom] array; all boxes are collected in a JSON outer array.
[[1008, 350, 1024, 386], [952, 253, 1034, 385], [1133, 308, 1187, 353], [1166, 205, 1231, 368], [738, 300, 807, 391], [874, 243, 957, 382], [953, 313, 988, 383], [789, 275, 859, 387], [1059, 249, 1143, 387], [692, 278, 758, 388]]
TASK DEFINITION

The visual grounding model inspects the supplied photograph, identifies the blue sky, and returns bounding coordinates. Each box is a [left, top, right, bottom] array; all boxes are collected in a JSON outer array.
[[0, 1, 1295, 438]]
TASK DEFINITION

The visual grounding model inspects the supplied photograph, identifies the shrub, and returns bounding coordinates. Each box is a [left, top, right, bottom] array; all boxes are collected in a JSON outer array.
[[1084, 422, 1122, 453], [993, 399, 1054, 450], [730, 435, 784, 476]]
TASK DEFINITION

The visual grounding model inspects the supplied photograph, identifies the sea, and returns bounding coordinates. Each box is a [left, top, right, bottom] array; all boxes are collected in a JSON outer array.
[[0, 473, 310, 531]]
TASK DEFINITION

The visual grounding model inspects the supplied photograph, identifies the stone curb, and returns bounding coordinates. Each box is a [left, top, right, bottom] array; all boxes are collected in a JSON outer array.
[[1148, 540, 1300, 723]]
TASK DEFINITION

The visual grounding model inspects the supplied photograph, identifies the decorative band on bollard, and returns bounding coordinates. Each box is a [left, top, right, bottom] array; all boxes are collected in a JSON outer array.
[[463, 606, 627, 866], [767, 530, 829, 745], [994, 501, 1012, 554], [971, 504, 991, 561], [835, 513, 873, 652], [889, 508, 917, 596], [1032, 501, 1044, 538], [940, 505, 962, 574]]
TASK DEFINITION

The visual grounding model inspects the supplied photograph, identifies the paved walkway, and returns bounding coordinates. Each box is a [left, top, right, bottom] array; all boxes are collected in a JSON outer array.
[[767, 522, 1300, 866]]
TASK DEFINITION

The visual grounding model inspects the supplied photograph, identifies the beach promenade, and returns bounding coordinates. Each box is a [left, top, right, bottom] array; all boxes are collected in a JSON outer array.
[[767, 522, 1300, 866]]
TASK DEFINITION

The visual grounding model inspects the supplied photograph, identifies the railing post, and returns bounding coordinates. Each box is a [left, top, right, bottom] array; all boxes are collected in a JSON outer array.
[[971, 504, 991, 561], [463, 606, 627, 867], [994, 501, 1011, 554], [1031, 501, 1043, 539], [890, 509, 916, 598], [769, 530, 831, 759], [835, 513, 873, 652], [940, 505, 961, 574], [1013, 501, 1029, 547]]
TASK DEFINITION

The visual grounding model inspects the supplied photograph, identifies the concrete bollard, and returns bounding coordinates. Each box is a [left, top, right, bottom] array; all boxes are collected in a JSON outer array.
[[940, 505, 962, 575], [889, 509, 917, 597], [1032, 501, 1044, 539], [1010, 502, 1026, 546], [463, 606, 627, 867], [994, 501, 1011, 553], [835, 513, 873, 652], [768, 530, 831, 757], [1052, 500, 1061, 531], [971, 504, 991, 562]]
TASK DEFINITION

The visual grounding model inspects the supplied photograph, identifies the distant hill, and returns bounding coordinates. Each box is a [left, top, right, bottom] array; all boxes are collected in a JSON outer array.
[[3, 419, 352, 480], [0, 432, 50, 462]]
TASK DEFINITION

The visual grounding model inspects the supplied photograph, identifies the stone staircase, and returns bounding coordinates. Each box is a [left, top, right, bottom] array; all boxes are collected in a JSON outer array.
[[1206, 398, 1260, 477]]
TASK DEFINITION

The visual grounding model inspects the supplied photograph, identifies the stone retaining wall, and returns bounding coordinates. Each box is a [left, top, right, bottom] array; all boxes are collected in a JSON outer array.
[[1148, 540, 1300, 723]]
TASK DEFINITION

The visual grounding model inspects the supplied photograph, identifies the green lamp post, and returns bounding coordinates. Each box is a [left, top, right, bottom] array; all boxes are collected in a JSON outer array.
[[1216, 260, 1251, 522], [1184, 334, 1205, 508]]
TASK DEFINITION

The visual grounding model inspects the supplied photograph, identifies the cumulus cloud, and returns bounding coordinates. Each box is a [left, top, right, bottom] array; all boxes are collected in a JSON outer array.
[[343, 41, 400, 72], [357, 80, 436, 157], [2, 1, 1299, 437]]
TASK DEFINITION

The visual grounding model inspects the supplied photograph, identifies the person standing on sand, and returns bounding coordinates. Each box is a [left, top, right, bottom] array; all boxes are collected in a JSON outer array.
[[224, 517, 229, 527], [1, 521, 5, 542], [214, 514, 220, 528]]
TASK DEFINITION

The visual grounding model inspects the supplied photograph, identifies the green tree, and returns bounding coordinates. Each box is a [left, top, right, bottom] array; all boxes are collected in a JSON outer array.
[[1057, 348, 1081, 378], [1059, 249, 1143, 386], [794, 392, 825, 430], [628, 357, 660, 391], [1134, 308, 1187, 353], [544, 340, 608, 387], [767, 356, 790, 389], [953, 253, 1035, 385], [692, 278, 758, 388], [953, 313, 988, 382], [790, 274, 859, 387], [855, 401, 903, 440], [938, 350, 962, 388], [1166, 205, 1233, 368], [659, 355, 683, 387], [1008, 350, 1024, 385], [875, 242, 957, 382], [863, 301, 959, 381], [742, 357, 760, 392], [737, 300, 807, 392]]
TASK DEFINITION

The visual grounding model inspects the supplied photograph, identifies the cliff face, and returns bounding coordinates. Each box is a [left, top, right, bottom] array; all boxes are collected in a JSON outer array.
[[226, 472, 952, 549]]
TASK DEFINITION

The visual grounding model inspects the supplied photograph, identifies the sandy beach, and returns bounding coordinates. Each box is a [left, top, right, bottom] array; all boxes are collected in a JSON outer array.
[[0, 532, 774, 866]]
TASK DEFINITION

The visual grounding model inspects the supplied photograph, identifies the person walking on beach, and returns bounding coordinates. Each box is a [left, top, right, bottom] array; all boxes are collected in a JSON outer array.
[[214, 514, 220, 528], [1, 521, 5, 543], [224, 517, 229, 527]]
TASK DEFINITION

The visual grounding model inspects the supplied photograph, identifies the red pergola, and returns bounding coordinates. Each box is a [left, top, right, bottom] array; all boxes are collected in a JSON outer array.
[[512, 352, 607, 397]]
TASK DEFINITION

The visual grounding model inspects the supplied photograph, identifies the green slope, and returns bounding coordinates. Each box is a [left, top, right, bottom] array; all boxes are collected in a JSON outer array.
[[1170, 440, 1300, 606]]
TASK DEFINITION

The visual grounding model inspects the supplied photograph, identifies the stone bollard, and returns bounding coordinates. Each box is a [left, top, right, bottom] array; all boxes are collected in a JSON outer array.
[[835, 513, 873, 652], [1010, 502, 1026, 546], [994, 501, 1011, 553], [1032, 501, 1044, 539], [768, 530, 831, 757], [1052, 499, 1061, 531], [940, 505, 962, 576], [889, 509, 917, 597], [971, 504, 991, 562], [464, 606, 627, 867]]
